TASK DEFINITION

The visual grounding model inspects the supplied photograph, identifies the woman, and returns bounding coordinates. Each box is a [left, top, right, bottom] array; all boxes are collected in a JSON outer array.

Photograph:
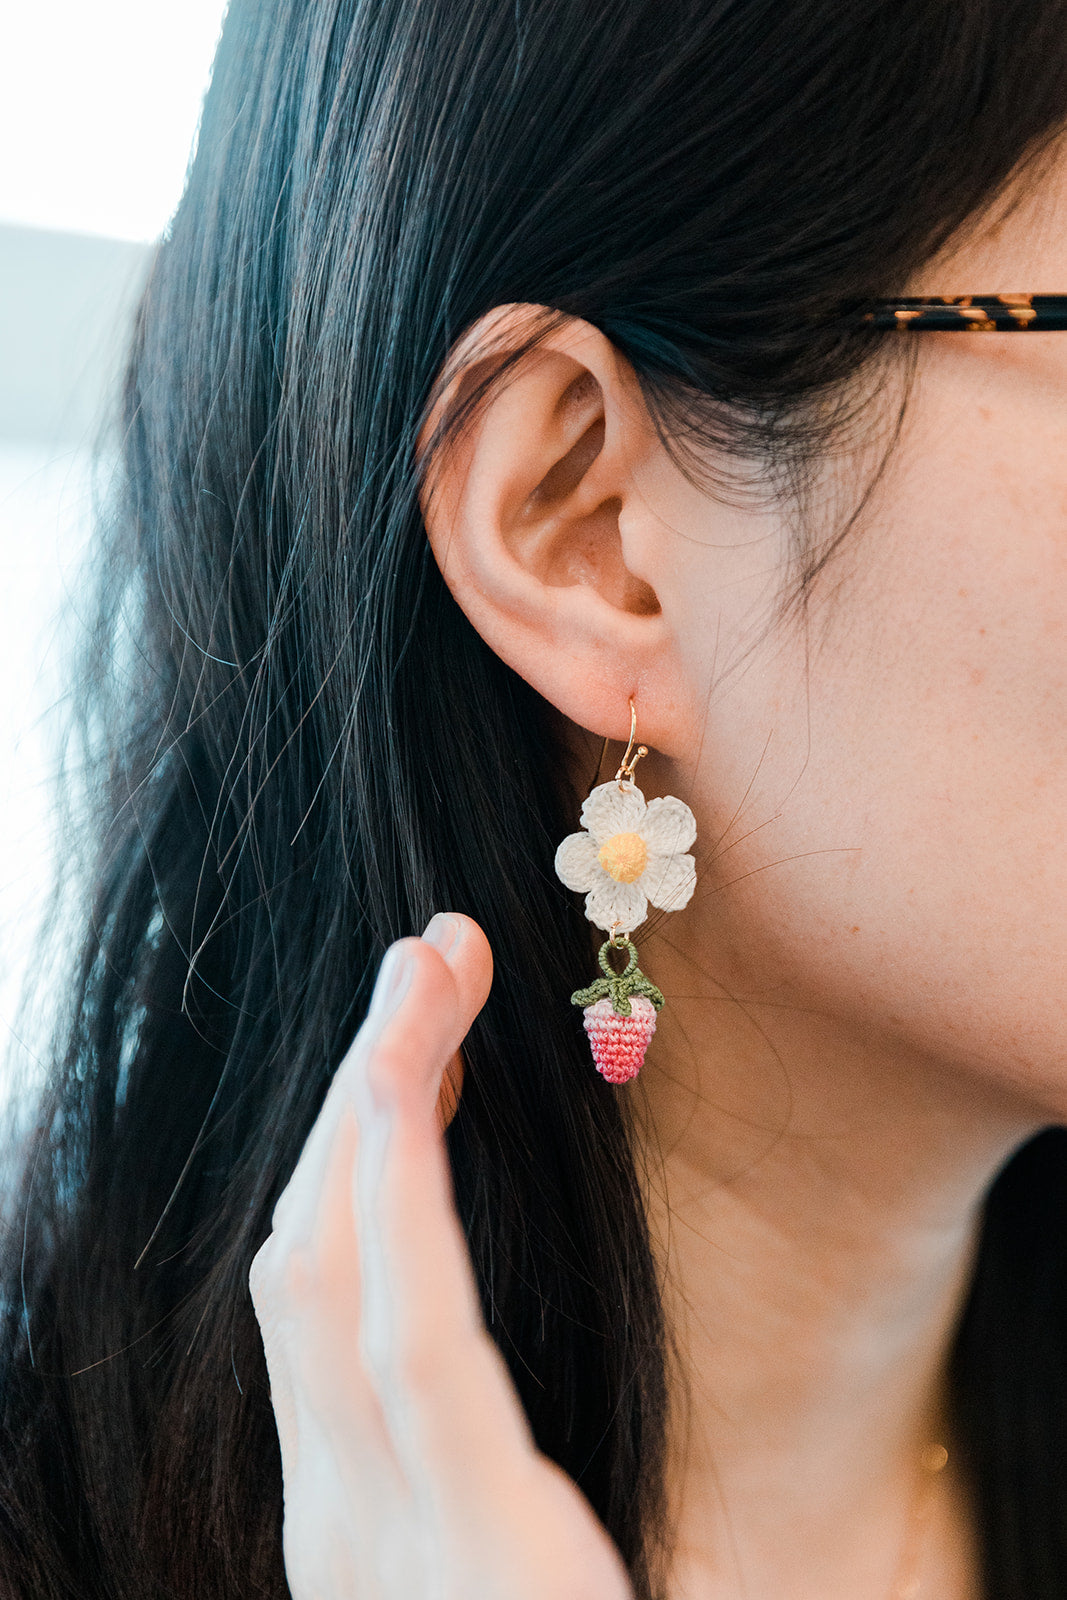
[[3, 0, 1067, 1595]]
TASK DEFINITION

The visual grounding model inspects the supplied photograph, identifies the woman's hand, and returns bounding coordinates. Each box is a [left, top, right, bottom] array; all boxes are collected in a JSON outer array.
[[248, 912, 635, 1600]]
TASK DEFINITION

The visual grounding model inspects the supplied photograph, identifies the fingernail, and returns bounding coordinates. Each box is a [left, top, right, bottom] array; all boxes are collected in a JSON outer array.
[[368, 942, 414, 1022], [423, 912, 460, 956]]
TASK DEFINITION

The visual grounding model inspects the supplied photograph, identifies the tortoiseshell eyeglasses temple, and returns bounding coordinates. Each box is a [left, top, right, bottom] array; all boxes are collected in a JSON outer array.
[[855, 295, 1067, 330]]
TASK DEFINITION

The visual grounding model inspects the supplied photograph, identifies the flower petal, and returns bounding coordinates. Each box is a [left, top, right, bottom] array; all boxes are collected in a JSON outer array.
[[643, 851, 698, 913], [554, 831, 602, 893], [641, 795, 697, 855], [580, 781, 647, 844], [585, 874, 649, 934]]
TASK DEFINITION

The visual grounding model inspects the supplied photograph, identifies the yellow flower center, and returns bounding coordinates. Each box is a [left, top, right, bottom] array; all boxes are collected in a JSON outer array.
[[597, 831, 648, 884]]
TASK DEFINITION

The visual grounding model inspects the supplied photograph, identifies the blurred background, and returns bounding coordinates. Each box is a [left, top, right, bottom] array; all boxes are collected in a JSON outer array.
[[0, 0, 228, 1099]]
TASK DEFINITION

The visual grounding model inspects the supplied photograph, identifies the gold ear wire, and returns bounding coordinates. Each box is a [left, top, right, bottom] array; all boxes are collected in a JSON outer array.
[[614, 698, 648, 791], [592, 698, 648, 792]]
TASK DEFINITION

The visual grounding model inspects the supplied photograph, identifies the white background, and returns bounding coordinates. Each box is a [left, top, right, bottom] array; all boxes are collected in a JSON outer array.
[[1, 0, 227, 242], [0, 0, 228, 1104]]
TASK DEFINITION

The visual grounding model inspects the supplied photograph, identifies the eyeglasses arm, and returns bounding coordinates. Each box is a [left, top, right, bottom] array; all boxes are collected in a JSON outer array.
[[857, 295, 1067, 330]]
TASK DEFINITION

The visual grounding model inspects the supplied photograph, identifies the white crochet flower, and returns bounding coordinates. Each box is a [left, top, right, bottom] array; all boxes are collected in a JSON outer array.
[[554, 780, 698, 935]]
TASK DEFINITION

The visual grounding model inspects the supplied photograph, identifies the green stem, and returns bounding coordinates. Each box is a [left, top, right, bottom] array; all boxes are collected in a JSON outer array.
[[570, 937, 665, 1017]]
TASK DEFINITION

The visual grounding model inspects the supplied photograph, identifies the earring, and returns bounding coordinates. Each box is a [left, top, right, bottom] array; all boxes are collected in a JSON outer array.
[[553, 699, 697, 1083]]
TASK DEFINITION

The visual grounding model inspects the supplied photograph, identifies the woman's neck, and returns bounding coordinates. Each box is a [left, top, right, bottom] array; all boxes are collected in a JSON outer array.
[[627, 938, 1042, 1600]]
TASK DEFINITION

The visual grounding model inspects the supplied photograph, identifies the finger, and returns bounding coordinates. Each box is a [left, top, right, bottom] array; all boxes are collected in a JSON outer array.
[[252, 915, 487, 1307], [356, 982, 537, 1505], [360, 1108, 538, 1518], [359, 936, 469, 1119], [247, 921, 496, 1600], [250, 1106, 367, 1398], [423, 911, 494, 1016], [253, 930, 498, 1582], [273, 913, 492, 1237], [423, 913, 492, 1133], [251, 1099, 415, 1583], [264, 939, 417, 1245], [250, 1114, 383, 1475]]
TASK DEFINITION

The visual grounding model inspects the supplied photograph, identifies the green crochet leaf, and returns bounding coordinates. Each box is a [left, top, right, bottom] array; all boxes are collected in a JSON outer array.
[[569, 938, 665, 1016]]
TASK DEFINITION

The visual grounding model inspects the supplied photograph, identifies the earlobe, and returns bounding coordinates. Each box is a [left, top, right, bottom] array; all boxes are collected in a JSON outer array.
[[417, 306, 675, 739]]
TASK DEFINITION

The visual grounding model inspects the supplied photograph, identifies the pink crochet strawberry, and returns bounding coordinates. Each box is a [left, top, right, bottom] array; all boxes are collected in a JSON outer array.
[[570, 937, 664, 1084], [581, 995, 659, 1083]]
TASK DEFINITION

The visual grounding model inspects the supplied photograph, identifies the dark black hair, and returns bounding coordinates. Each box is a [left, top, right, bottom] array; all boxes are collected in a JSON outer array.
[[2, 2, 1067, 1596]]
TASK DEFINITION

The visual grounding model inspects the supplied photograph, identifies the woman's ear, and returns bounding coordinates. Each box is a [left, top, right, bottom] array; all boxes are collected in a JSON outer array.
[[417, 304, 686, 752]]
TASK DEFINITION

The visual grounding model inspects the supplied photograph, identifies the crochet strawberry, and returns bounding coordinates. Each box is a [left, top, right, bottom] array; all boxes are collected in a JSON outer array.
[[570, 937, 664, 1084], [580, 995, 659, 1084]]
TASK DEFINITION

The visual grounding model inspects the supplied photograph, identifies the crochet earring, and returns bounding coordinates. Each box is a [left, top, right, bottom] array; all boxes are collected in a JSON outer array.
[[553, 699, 698, 1083]]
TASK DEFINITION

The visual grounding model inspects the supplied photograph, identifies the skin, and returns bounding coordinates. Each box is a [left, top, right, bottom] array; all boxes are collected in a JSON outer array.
[[249, 134, 1067, 1598], [249, 919, 635, 1600]]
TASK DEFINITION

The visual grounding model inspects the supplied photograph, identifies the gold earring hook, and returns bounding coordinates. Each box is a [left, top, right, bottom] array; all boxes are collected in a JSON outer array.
[[614, 698, 648, 791], [592, 699, 649, 793]]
